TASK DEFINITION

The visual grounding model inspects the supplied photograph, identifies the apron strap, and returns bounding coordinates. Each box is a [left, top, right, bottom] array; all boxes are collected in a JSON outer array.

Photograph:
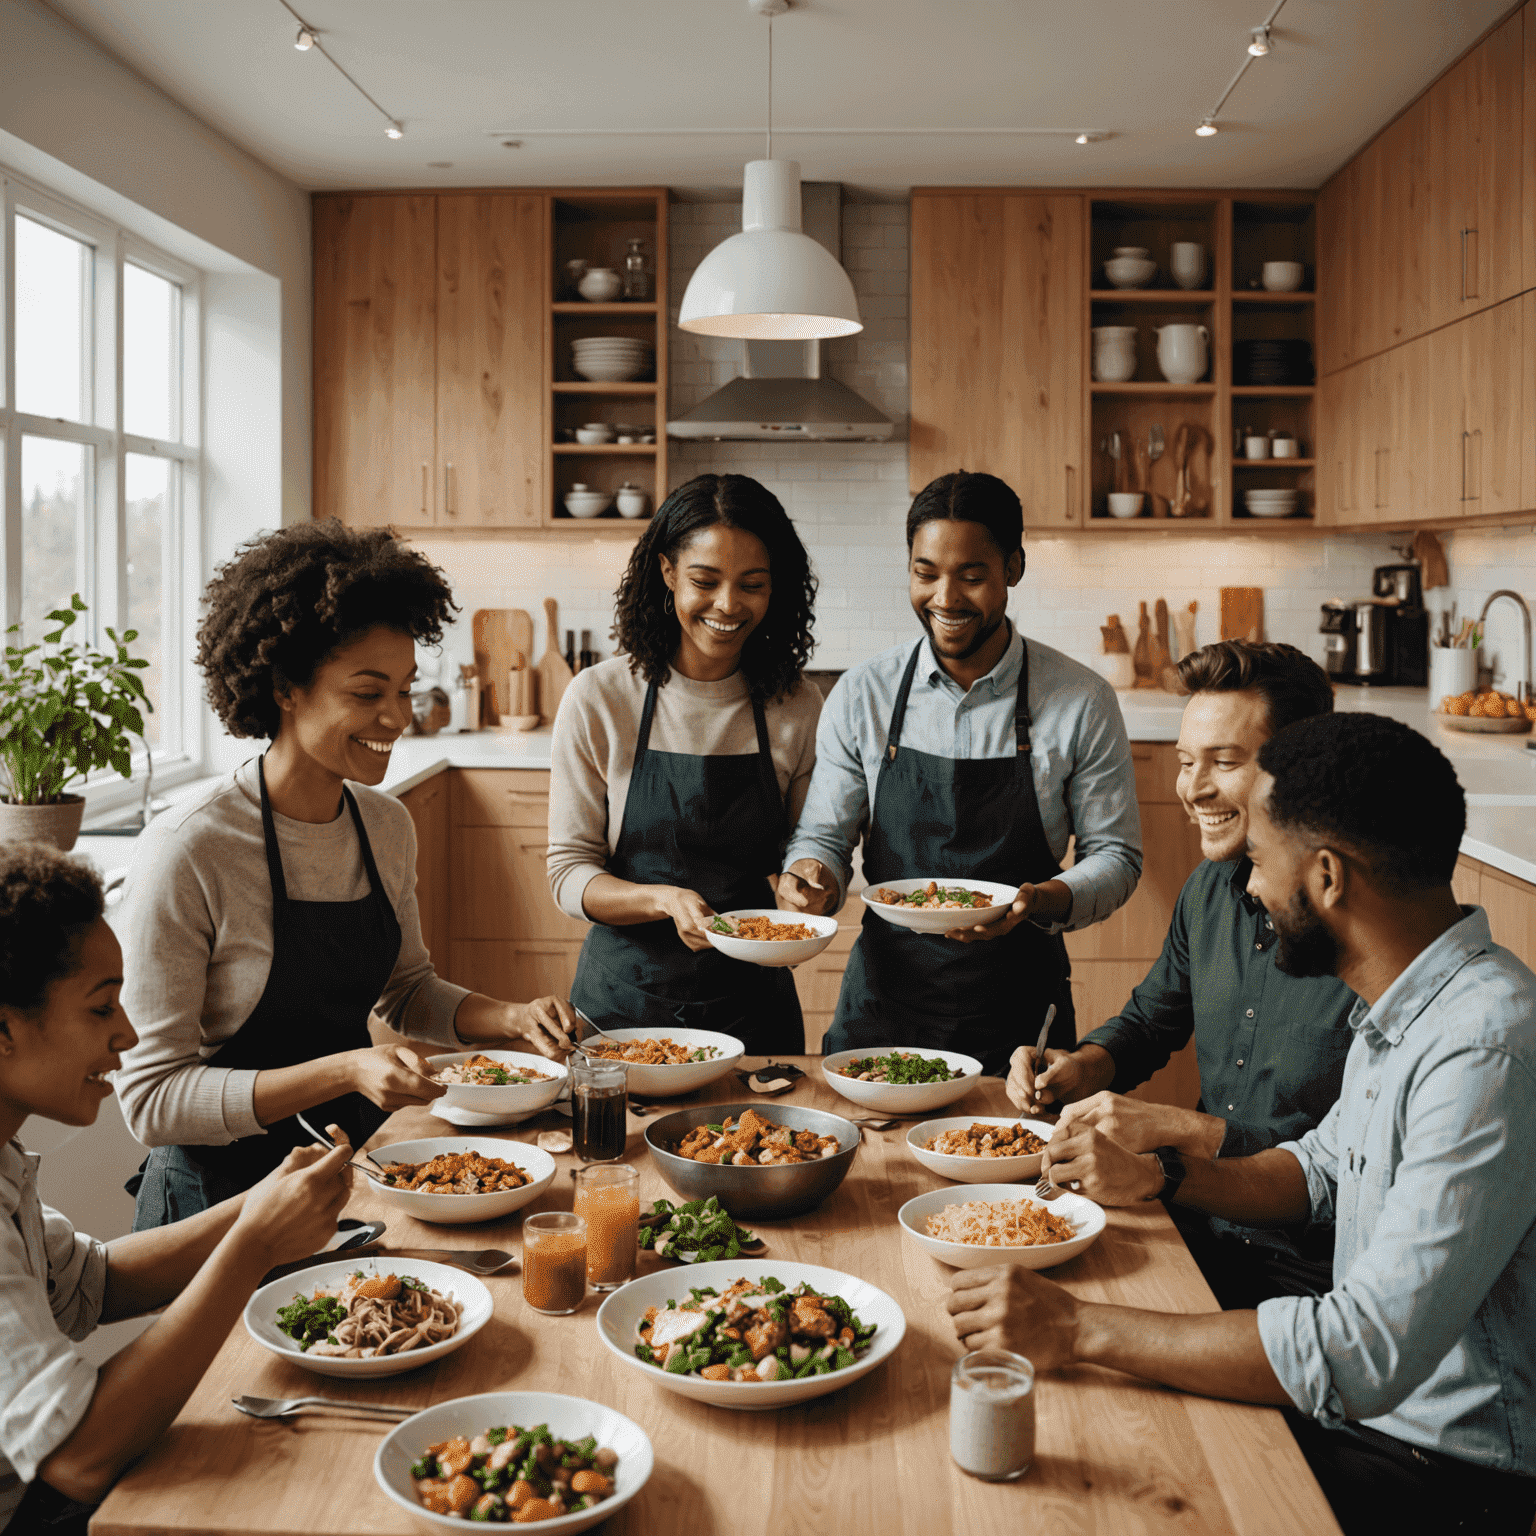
[[633, 680, 660, 773], [255, 755, 289, 905], [748, 692, 786, 822], [341, 785, 386, 897], [1015, 634, 1034, 755], [885, 641, 926, 762]]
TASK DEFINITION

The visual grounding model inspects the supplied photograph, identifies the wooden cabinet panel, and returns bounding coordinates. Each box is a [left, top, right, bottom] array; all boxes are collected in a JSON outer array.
[[1372, 99, 1432, 351], [1315, 163, 1354, 375], [1482, 867, 1536, 971], [1451, 855, 1483, 908], [436, 194, 547, 529], [452, 825, 589, 942], [398, 772, 450, 970], [1131, 743, 1185, 804], [313, 195, 437, 528], [449, 940, 584, 1002], [452, 769, 557, 827], [1375, 333, 1430, 522], [1526, 0, 1536, 294], [910, 193, 1084, 526]]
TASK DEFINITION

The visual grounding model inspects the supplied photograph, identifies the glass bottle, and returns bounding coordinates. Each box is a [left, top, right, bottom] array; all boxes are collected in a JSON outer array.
[[623, 237, 650, 301]]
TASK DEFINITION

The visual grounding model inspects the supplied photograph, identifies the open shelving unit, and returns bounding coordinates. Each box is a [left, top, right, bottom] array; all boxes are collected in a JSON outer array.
[[1083, 192, 1315, 530]]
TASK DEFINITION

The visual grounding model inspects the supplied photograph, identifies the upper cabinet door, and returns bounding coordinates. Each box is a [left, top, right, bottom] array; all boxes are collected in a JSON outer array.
[[910, 193, 1084, 527], [436, 194, 548, 528], [1316, 163, 1354, 375], [313, 195, 438, 528], [1426, 10, 1524, 330], [1368, 98, 1432, 353]]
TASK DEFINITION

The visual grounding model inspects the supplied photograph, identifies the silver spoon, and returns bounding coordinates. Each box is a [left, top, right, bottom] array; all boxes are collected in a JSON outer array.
[[233, 1394, 414, 1421], [381, 1246, 516, 1276]]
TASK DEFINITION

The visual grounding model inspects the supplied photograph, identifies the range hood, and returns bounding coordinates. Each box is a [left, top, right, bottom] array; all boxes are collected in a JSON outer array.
[[668, 184, 894, 443]]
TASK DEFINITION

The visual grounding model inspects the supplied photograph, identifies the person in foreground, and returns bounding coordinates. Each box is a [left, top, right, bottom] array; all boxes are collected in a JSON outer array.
[[117, 520, 574, 1228], [779, 471, 1141, 1068], [0, 844, 351, 1533], [1005, 641, 1353, 1308], [949, 713, 1536, 1536]]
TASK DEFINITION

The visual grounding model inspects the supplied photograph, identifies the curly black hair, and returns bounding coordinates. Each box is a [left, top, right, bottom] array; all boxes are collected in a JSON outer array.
[[0, 843, 105, 1015], [1258, 713, 1466, 894], [612, 474, 817, 701], [197, 519, 458, 739]]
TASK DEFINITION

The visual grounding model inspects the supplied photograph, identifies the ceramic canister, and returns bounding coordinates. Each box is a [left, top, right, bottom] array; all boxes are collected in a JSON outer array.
[[1091, 326, 1138, 383], [1154, 324, 1209, 385]]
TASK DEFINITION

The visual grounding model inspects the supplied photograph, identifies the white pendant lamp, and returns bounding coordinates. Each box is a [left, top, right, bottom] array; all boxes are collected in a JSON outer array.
[[678, 3, 862, 341]]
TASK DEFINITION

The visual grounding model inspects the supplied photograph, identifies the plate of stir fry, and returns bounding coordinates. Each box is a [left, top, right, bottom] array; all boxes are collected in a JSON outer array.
[[821, 1047, 984, 1114], [597, 1261, 906, 1408], [425, 1049, 569, 1116], [860, 877, 1020, 933]]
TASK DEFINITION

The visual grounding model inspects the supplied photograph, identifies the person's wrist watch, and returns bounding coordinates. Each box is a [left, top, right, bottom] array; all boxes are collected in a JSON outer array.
[[1142, 1145, 1186, 1203]]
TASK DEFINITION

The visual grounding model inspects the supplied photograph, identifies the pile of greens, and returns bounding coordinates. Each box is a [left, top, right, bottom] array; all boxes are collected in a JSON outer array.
[[840, 1051, 962, 1084], [639, 1196, 756, 1263], [897, 885, 989, 907], [274, 1291, 347, 1352]]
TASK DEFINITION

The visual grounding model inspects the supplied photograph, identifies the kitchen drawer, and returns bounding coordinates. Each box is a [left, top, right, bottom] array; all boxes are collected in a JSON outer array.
[[451, 826, 589, 942], [1131, 742, 1183, 804], [448, 940, 585, 1001], [452, 768, 552, 827]]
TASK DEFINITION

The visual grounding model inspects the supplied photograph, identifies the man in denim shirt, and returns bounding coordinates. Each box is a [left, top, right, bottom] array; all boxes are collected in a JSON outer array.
[[946, 714, 1536, 1535]]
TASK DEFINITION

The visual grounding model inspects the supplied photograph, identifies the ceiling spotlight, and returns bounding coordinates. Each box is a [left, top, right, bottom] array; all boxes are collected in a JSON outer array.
[[1248, 25, 1272, 56], [385, 121, 404, 140], [1075, 133, 1090, 145], [1196, 119, 1218, 137], [294, 25, 316, 50]]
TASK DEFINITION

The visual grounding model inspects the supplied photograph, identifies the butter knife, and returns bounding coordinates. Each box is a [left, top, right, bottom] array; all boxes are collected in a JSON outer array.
[[1030, 1003, 1057, 1103]]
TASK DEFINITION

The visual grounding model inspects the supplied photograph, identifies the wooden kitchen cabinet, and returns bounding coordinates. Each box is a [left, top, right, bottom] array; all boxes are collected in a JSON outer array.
[[910, 192, 1085, 526], [398, 773, 450, 971], [1453, 854, 1536, 971], [313, 195, 438, 527]]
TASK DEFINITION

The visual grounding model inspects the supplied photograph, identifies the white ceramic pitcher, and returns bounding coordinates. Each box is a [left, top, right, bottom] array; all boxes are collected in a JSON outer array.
[[1154, 323, 1209, 385]]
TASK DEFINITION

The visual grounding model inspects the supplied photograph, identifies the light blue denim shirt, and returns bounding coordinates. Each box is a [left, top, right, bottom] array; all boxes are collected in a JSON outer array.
[[1257, 907, 1536, 1472], [782, 628, 1142, 930]]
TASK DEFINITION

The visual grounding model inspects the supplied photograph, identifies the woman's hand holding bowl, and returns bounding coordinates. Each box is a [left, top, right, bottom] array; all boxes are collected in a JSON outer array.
[[348, 1043, 446, 1111], [660, 886, 718, 952]]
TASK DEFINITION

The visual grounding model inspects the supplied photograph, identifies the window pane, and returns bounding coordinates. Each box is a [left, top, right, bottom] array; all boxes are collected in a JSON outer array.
[[20, 437, 85, 649], [16, 216, 90, 423], [125, 454, 169, 750], [124, 264, 177, 440]]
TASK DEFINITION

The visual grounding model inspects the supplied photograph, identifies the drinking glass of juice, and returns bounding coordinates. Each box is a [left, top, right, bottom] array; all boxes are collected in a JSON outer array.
[[573, 1163, 640, 1290], [522, 1211, 587, 1315]]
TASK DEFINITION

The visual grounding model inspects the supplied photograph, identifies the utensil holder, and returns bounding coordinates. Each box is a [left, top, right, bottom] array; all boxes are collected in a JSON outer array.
[[1430, 647, 1479, 705]]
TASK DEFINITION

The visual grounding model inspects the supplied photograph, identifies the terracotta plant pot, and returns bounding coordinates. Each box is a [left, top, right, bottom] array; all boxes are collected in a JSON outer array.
[[0, 795, 87, 851]]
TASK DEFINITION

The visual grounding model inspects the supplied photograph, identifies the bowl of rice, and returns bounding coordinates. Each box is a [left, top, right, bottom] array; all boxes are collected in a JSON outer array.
[[906, 1115, 1056, 1184], [896, 1182, 1106, 1270], [703, 909, 840, 968]]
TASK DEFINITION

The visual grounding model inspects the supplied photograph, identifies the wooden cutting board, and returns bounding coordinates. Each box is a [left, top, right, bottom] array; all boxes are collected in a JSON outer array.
[[538, 597, 574, 725], [1220, 587, 1264, 643], [471, 609, 534, 722]]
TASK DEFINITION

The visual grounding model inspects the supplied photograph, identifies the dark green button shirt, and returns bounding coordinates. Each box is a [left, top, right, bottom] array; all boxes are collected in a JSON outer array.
[[1080, 856, 1356, 1255]]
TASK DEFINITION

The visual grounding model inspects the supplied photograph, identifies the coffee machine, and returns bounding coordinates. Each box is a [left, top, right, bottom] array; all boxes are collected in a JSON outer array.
[[1319, 565, 1429, 686]]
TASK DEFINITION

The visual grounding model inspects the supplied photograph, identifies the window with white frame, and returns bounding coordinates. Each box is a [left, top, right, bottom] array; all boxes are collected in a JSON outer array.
[[1, 174, 200, 784]]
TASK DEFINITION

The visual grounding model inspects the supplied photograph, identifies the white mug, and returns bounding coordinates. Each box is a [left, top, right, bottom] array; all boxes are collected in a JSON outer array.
[[1271, 435, 1299, 458], [1244, 436, 1270, 459], [1154, 324, 1209, 385], [1169, 242, 1207, 290]]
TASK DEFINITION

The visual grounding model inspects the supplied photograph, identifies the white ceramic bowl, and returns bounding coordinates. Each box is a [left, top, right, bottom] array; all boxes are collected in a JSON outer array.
[[703, 909, 839, 968], [364, 1136, 557, 1225], [375, 1391, 653, 1533], [1104, 255, 1157, 289], [1106, 492, 1145, 518], [245, 1257, 494, 1379], [1111, 245, 1151, 258], [859, 876, 1019, 933], [571, 360, 645, 383], [579, 1026, 744, 1097], [897, 1183, 1106, 1270], [906, 1115, 1056, 1184], [426, 1049, 569, 1115], [821, 1047, 984, 1114], [574, 427, 612, 445], [1261, 260, 1305, 292], [564, 489, 612, 517], [595, 1259, 906, 1411]]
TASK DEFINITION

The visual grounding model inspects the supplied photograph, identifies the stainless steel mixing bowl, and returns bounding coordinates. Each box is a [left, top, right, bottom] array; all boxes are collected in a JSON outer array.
[[643, 1102, 860, 1218]]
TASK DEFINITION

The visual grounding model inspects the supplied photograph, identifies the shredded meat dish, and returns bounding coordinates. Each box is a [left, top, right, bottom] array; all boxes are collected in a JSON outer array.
[[374, 1150, 531, 1194], [431, 1054, 552, 1087], [584, 1036, 719, 1065], [672, 1108, 840, 1166], [928, 1123, 1046, 1158], [872, 881, 997, 910]]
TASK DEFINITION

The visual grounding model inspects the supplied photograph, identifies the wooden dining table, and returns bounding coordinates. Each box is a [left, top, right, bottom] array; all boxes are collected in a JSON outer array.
[[92, 1062, 1341, 1536]]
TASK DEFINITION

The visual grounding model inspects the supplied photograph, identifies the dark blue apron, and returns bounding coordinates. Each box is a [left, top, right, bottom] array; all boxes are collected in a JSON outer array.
[[130, 756, 402, 1227], [827, 636, 1075, 1076], [569, 679, 802, 1057]]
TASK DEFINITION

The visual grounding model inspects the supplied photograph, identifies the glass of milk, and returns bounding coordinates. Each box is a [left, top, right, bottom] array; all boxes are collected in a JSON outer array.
[[950, 1350, 1036, 1481]]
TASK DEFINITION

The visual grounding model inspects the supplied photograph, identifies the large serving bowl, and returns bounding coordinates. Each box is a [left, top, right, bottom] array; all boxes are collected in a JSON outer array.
[[703, 909, 839, 968], [821, 1047, 983, 1114], [579, 1026, 744, 1097], [906, 1115, 1056, 1184], [859, 876, 1019, 934], [425, 1049, 568, 1116], [644, 1102, 859, 1218], [375, 1391, 654, 1533], [596, 1259, 905, 1411], [363, 1136, 556, 1225], [897, 1183, 1106, 1271], [245, 1257, 494, 1380]]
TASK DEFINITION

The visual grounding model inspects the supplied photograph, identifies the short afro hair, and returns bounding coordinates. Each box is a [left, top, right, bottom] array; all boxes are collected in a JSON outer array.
[[197, 519, 457, 738], [906, 471, 1023, 562], [1257, 713, 1466, 894], [1176, 640, 1334, 734], [0, 843, 105, 1015]]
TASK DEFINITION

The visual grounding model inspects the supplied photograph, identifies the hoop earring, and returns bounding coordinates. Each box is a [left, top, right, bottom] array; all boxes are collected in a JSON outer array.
[[664, 591, 675, 615]]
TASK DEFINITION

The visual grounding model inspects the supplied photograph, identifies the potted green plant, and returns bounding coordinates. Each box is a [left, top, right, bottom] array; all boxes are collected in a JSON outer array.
[[0, 594, 152, 850]]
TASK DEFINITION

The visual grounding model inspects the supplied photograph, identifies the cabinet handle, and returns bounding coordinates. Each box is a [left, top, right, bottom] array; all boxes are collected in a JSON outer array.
[[1462, 228, 1479, 301], [1469, 427, 1482, 502], [445, 463, 456, 516], [421, 462, 429, 516], [1459, 431, 1469, 502], [1064, 464, 1076, 522], [1373, 447, 1383, 509]]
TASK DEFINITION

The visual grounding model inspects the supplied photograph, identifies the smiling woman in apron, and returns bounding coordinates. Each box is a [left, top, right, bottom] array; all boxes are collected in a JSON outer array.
[[116, 522, 576, 1227], [547, 475, 822, 1056], [779, 471, 1143, 1076]]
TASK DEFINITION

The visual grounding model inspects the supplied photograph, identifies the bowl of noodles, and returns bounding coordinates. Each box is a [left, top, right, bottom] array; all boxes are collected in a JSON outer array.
[[896, 1183, 1106, 1270], [703, 909, 840, 968], [244, 1257, 494, 1379]]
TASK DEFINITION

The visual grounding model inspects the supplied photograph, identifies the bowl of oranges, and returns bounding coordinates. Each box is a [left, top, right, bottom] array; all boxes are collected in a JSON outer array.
[[1437, 691, 1534, 733]]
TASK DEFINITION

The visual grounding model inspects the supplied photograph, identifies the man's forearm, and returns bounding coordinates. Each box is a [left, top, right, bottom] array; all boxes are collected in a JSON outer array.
[[100, 1192, 247, 1321], [1173, 1146, 1311, 1226]]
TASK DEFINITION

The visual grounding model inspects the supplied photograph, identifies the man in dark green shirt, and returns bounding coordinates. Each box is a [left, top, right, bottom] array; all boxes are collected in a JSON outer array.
[[1008, 640, 1354, 1308]]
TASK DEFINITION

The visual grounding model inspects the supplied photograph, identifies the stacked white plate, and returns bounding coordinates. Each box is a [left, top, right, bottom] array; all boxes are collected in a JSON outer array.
[[572, 336, 653, 382], [1243, 488, 1301, 519]]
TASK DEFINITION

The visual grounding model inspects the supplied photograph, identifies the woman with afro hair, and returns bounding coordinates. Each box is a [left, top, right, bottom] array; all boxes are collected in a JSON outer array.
[[116, 521, 575, 1227], [547, 474, 822, 1055]]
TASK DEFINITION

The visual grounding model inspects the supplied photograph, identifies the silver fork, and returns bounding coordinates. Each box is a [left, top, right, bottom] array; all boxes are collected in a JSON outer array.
[[233, 1394, 414, 1421]]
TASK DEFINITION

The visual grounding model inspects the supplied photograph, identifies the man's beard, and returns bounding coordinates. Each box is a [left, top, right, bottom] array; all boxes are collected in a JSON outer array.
[[1270, 886, 1340, 978], [921, 608, 1007, 661]]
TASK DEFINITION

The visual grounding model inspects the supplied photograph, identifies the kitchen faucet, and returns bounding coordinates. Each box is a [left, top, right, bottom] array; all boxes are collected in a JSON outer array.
[[1477, 590, 1532, 702]]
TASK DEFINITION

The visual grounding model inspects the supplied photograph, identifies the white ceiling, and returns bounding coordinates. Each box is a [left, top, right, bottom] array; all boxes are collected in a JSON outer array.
[[45, 0, 1515, 194]]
